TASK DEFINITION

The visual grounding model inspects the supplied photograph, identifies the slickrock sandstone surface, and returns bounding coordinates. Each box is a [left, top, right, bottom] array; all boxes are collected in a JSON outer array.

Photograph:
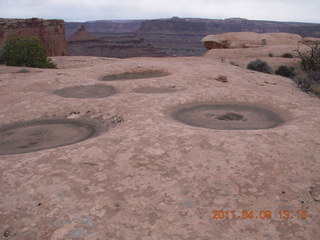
[[0, 45, 319, 239], [0, 18, 67, 56]]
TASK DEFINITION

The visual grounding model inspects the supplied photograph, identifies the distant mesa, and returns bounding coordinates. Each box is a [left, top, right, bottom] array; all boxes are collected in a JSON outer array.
[[68, 25, 99, 42], [67, 24, 167, 58]]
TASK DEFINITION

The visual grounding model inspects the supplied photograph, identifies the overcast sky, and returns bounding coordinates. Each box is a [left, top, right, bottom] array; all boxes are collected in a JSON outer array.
[[0, 0, 319, 23]]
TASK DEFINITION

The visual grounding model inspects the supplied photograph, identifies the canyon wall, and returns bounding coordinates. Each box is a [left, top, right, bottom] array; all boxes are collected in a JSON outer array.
[[0, 18, 67, 56], [67, 25, 167, 58], [65, 17, 320, 57]]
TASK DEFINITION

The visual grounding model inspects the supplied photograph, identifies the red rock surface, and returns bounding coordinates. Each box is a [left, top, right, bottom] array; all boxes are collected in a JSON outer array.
[[0, 51, 319, 239], [0, 18, 67, 56]]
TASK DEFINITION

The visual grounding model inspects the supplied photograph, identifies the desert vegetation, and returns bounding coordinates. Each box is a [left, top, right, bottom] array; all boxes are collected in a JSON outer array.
[[295, 43, 320, 95], [247, 59, 273, 74], [0, 36, 56, 68], [275, 65, 296, 78], [281, 52, 294, 58]]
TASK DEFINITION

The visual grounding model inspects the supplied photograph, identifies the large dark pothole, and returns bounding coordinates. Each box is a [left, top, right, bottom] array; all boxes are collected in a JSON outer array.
[[0, 119, 106, 155], [102, 70, 171, 81], [171, 103, 286, 130], [54, 84, 117, 98]]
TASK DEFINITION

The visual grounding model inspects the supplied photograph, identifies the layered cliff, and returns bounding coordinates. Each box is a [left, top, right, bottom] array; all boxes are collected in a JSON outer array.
[[65, 17, 320, 57], [66, 20, 142, 38], [67, 25, 166, 58], [0, 18, 67, 56], [136, 17, 320, 37]]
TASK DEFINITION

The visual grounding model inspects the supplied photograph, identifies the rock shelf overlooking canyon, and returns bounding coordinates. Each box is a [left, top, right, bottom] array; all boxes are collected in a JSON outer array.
[[0, 15, 320, 240]]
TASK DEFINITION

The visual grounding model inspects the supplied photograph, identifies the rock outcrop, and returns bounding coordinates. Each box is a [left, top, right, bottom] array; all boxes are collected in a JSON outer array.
[[201, 32, 303, 49], [0, 18, 67, 56], [301, 37, 320, 46]]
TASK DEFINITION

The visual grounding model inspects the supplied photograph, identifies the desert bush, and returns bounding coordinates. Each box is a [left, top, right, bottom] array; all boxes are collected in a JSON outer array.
[[294, 71, 320, 92], [296, 43, 320, 73], [275, 65, 296, 78], [229, 61, 240, 67], [0, 46, 4, 64], [268, 52, 274, 57], [311, 84, 320, 96], [281, 53, 293, 58], [247, 59, 272, 74], [295, 43, 320, 95], [0, 36, 56, 68]]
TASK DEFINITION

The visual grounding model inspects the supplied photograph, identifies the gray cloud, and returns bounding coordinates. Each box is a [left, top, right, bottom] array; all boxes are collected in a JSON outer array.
[[0, 0, 319, 23]]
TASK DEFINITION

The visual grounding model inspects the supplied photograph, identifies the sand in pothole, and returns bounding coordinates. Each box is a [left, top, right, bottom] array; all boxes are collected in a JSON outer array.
[[0, 119, 106, 155], [133, 86, 177, 93], [54, 84, 117, 98], [171, 103, 286, 130], [102, 70, 171, 81]]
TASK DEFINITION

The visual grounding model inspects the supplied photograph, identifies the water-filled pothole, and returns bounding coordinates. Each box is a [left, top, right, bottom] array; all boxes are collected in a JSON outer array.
[[0, 119, 106, 155], [133, 86, 177, 93], [102, 70, 171, 81], [171, 103, 286, 130], [54, 84, 117, 98]]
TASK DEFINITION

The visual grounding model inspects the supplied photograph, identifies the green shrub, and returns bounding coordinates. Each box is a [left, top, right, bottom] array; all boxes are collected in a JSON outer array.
[[247, 59, 273, 74], [275, 65, 296, 78], [281, 53, 293, 58], [0, 36, 56, 68]]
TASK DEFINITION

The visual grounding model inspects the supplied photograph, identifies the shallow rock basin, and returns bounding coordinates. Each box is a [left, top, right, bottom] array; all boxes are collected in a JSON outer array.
[[101, 70, 171, 81], [171, 103, 286, 130], [0, 119, 106, 155], [54, 84, 117, 98]]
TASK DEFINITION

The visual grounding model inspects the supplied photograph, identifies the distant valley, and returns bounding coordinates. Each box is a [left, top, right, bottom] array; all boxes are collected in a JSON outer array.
[[66, 17, 320, 57]]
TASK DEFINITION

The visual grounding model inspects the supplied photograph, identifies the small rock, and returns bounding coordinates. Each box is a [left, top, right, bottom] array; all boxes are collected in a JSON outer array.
[[67, 110, 81, 119], [4, 230, 11, 237], [215, 75, 228, 82], [264, 81, 277, 85], [110, 115, 124, 127], [89, 114, 103, 120], [310, 185, 320, 201]]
